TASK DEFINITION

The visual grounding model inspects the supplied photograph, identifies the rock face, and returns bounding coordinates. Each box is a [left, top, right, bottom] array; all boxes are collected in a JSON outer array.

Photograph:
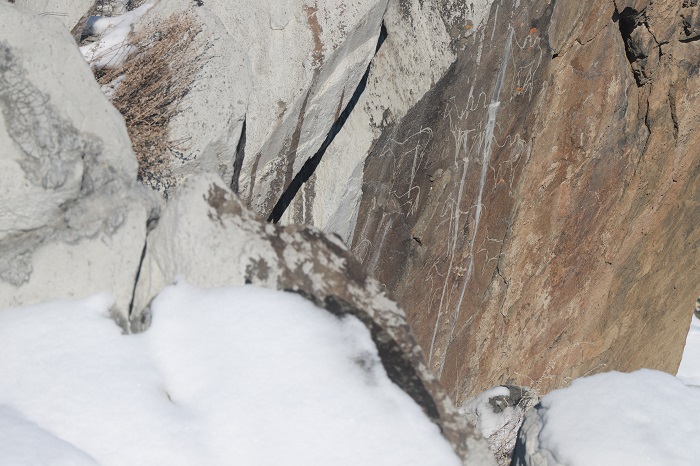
[[78, 0, 388, 208], [128, 0, 249, 195], [213, 0, 389, 217], [288, 0, 700, 400], [132, 174, 496, 465], [280, 0, 495, 235], [11, 0, 95, 29], [0, 3, 159, 316]]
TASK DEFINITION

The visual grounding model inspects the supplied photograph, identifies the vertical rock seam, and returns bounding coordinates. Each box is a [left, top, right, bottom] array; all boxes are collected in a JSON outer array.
[[267, 22, 388, 223], [231, 117, 246, 194]]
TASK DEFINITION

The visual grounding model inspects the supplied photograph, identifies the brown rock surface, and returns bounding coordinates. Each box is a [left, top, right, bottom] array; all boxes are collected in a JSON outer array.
[[350, 0, 700, 402]]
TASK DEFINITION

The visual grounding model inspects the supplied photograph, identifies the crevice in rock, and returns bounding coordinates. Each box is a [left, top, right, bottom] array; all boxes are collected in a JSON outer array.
[[614, 6, 657, 87], [679, 34, 700, 43], [231, 117, 246, 194], [634, 103, 652, 175], [127, 236, 148, 330], [267, 22, 388, 223], [669, 86, 679, 142], [615, 7, 639, 60]]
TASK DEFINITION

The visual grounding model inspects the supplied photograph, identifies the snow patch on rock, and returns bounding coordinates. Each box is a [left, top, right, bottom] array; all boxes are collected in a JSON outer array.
[[513, 370, 700, 466], [0, 284, 462, 465]]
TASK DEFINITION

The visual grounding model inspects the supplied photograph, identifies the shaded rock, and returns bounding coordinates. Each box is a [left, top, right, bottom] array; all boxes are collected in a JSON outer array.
[[0, 3, 159, 316], [510, 410, 557, 466], [460, 386, 537, 465], [132, 173, 496, 465], [681, 3, 700, 41]]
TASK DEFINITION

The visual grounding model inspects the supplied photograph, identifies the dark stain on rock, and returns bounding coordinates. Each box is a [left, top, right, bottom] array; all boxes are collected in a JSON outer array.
[[206, 183, 243, 225], [303, 3, 325, 67], [322, 294, 442, 426], [245, 258, 270, 283]]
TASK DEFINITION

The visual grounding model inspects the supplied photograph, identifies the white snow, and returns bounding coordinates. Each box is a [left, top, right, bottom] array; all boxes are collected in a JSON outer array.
[[534, 369, 700, 466], [0, 283, 459, 466], [461, 386, 513, 439], [678, 315, 700, 386], [0, 406, 99, 466], [79, 4, 152, 69], [460, 386, 525, 465]]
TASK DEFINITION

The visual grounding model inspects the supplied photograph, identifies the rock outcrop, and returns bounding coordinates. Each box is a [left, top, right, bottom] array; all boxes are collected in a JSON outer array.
[[0, 5, 495, 460], [0, 3, 159, 316], [207, 0, 389, 217], [280, 0, 495, 235], [131, 173, 496, 465], [77, 0, 389, 208], [287, 0, 700, 400]]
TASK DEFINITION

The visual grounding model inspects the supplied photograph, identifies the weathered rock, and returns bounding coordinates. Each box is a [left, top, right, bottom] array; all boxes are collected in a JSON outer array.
[[206, 0, 389, 217], [681, 2, 700, 41], [460, 386, 537, 465], [0, 2, 159, 316], [97, 0, 387, 210], [127, 0, 249, 195], [342, 0, 558, 398], [132, 173, 496, 465], [281, 0, 495, 237], [284, 0, 700, 402], [11, 0, 94, 29]]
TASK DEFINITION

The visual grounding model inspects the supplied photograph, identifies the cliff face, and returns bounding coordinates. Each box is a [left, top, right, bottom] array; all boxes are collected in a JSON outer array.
[[9, 0, 697, 406], [294, 0, 700, 401]]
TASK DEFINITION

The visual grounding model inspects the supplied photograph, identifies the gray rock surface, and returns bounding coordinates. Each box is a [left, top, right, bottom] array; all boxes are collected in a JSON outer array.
[[0, 2, 159, 316], [201, 0, 389, 217], [129, 0, 249, 195], [98, 0, 386, 210], [11, 0, 94, 29], [132, 173, 496, 465]]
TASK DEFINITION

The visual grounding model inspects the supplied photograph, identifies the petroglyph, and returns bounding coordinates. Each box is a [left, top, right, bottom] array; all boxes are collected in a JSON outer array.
[[351, 0, 552, 389]]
